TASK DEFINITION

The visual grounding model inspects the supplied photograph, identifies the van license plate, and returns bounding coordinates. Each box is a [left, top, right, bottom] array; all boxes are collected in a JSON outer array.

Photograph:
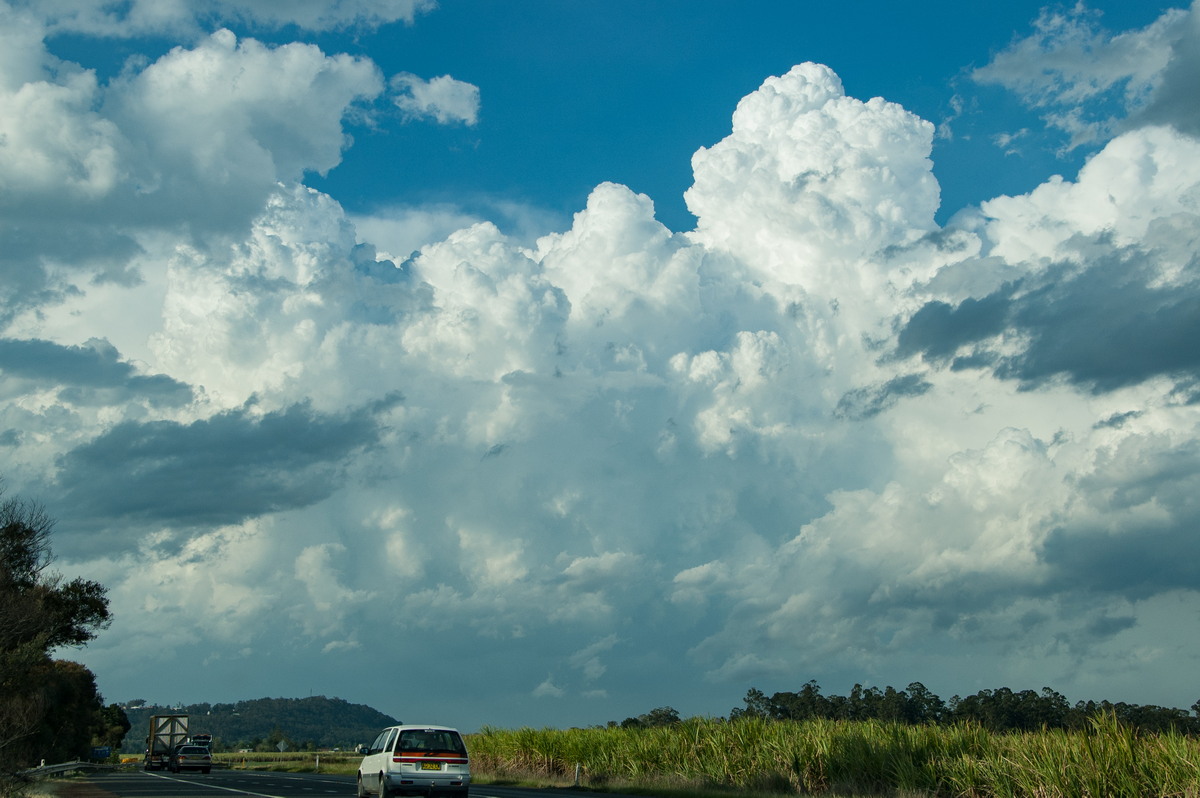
[[421, 763, 441, 770]]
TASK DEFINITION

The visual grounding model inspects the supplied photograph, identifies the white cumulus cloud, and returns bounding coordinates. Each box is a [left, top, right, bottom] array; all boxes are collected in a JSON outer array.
[[974, 1, 1200, 146], [4, 3, 1200, 731], [390, 72, 481, 126]]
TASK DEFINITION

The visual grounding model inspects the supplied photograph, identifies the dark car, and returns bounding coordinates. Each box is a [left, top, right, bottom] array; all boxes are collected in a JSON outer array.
[[169, 745, 212, 774]]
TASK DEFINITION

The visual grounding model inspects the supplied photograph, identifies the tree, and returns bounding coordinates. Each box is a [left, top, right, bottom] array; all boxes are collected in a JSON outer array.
[[617, 706, 682, 729], [730, 688, 771, 720], [0, 495, 109, 650], [776, 681, 830, 721], [734, 681, 833, 722], [266, 726, 286, 751], [640, 707, 681, 727], [904, 682, 946, 724], [21, 661, 105, 765], [96, 705, 131, 755], [1, 486, 112, 782], [877, 686, 908, 723]]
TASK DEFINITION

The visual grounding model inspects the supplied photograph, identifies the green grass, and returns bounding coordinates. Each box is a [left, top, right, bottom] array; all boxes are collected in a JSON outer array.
[[206, 716, 1200, 796], [465, 714, 1200, 797]]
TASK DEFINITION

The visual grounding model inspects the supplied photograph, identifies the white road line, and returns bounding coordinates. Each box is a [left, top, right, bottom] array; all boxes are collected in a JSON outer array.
[[142, 770, 286, 798]]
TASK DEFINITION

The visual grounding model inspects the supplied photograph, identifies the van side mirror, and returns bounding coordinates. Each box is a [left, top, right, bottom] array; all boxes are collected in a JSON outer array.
[[357, 745, 369, 755]]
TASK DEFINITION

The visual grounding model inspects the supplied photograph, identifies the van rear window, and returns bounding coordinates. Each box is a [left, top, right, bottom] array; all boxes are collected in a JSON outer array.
[[396, 730, 466, 756]]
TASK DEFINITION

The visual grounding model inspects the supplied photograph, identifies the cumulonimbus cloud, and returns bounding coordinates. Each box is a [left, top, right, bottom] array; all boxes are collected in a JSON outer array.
[[3, 3, 1200, 727]]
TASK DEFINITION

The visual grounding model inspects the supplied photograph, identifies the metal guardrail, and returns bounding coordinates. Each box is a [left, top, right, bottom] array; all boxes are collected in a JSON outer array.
[[21, 761, 117, 777]]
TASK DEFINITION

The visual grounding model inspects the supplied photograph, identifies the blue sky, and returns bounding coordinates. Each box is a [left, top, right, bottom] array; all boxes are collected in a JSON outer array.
[[310, 0, 1175, 228], [45, 1, 1176, 231], [3, 0, 1200, 732]]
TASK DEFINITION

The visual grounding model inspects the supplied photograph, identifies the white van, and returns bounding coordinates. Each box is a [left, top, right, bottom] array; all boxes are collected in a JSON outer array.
[[357, 725, 470, 798]]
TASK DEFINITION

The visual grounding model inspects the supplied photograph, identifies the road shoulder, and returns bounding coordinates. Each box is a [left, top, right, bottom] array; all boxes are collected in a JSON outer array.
[[26, 777, 120, 798]]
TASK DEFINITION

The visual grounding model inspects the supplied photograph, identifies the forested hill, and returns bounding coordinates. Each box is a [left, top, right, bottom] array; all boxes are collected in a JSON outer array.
[[120, 696, 398, 752]]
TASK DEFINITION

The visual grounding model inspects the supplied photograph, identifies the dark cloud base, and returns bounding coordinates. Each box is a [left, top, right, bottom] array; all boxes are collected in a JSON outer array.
[[899, 245, 1200, 394], [53, 397, 398, 534]]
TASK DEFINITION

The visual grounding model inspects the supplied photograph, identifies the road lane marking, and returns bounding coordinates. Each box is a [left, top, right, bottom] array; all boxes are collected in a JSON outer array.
[[142, 770, 286, 798]]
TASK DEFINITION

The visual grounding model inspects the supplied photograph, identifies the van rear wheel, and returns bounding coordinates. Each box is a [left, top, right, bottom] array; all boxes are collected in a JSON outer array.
[[378, 774, 391, 798]]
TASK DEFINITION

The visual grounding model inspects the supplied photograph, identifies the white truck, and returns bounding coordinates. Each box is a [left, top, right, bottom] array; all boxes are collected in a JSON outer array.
[[144, 714, 189, 771]]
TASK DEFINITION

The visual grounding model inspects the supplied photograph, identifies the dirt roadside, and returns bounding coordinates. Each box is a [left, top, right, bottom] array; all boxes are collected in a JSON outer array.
[[26, 778, 120, 798]]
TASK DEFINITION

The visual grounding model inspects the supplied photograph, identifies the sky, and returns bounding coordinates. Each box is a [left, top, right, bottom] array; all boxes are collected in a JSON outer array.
[[2, 0, 1200, 733]]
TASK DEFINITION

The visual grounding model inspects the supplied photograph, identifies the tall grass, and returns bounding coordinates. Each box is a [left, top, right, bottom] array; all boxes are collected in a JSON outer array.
[[467, 714, 1200, 797]]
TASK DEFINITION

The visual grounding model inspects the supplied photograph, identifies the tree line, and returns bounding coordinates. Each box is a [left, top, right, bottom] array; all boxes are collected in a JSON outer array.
[[726, 681, 1200, 734], [0, 487, 128, 796]]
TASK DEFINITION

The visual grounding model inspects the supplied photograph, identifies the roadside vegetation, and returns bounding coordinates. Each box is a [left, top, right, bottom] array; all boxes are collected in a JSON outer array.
[[468, 714, 1200, 797], [0, 486, 127, 798]]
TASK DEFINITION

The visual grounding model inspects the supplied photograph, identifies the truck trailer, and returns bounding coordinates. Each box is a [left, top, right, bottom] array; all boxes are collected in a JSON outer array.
[[144, 714, 189, 771]]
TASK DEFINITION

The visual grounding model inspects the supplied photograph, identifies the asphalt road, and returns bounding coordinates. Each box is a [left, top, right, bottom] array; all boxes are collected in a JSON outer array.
[[52, 772, 616, 798], [54, 769, 357, 797]]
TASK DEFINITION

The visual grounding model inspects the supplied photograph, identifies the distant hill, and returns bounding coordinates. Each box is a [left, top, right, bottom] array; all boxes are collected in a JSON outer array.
[[120, 696, 397, 753]]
